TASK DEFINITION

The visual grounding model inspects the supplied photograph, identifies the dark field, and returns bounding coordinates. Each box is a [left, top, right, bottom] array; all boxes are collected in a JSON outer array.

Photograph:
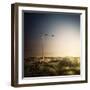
[[24, 57, 80, 77]]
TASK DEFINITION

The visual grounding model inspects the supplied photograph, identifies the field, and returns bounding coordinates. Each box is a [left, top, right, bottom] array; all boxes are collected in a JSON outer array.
[[24, 57, 80, 77]]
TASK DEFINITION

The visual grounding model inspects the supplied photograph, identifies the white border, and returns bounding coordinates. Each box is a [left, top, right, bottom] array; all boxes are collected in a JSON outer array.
[[18, 6, 86, 84]]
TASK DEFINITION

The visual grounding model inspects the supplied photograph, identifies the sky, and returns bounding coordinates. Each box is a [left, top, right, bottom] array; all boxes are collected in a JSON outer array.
[[24, 11, 80, 58]]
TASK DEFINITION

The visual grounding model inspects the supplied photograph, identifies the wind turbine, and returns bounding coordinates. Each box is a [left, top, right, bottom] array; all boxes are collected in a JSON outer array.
[[40, 33, 55, 61]]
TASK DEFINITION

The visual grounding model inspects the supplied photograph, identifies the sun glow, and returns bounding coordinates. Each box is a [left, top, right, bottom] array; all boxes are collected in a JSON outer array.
[[43, 26, 80, 57]]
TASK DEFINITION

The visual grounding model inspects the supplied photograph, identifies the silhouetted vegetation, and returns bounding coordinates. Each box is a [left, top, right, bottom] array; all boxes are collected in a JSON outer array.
[[24, 57, 80, 77]]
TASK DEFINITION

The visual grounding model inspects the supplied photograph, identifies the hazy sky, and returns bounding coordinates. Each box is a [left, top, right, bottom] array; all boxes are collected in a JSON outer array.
[[24, 11, 80, 58]]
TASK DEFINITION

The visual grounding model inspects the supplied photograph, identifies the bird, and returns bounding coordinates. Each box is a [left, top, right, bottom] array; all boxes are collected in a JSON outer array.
[[51, 35, 54, 37], [45, 34, 48, 36]]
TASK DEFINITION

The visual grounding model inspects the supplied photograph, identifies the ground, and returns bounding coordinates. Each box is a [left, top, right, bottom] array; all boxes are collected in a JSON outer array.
[[24, 57, 80, 77]]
